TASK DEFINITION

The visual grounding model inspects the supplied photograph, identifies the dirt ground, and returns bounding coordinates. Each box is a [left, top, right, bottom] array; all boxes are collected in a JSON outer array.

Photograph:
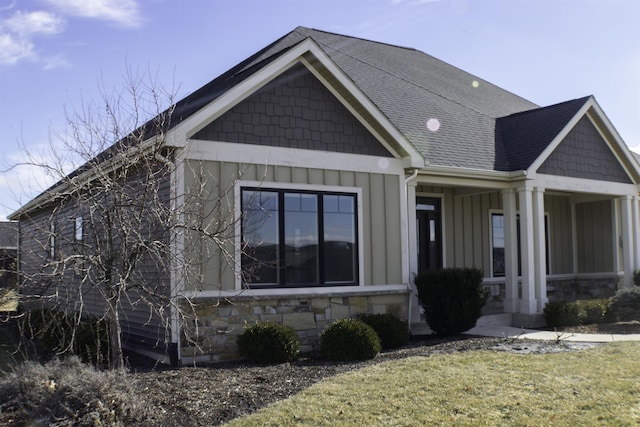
[[131, 322, 640, 426]]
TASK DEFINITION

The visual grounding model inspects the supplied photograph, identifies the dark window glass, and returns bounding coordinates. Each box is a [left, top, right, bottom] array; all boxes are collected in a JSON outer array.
[[323, 195, 356, 283], [241, 188, 357, 287]]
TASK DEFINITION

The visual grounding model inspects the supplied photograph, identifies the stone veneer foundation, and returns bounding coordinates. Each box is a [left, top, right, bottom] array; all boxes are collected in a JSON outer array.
[[180, 291, 409, 363]]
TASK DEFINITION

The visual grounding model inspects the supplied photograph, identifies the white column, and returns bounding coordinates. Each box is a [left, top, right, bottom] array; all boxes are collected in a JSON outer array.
[[406, 181, 418, 279], [620, 196, 634, 288], [502, 189, 518, 313], [533, 187, 548, 311], [518, 186, 537, 314], [633, 195, 640, 272]]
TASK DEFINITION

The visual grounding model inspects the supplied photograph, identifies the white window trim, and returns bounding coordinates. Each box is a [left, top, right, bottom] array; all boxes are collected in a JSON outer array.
[[234, 180, 364, 291], [489, 209, 551, 278]]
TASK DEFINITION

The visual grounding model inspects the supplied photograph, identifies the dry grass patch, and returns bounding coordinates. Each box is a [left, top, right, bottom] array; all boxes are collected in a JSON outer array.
[[226, 342, 640, 426]]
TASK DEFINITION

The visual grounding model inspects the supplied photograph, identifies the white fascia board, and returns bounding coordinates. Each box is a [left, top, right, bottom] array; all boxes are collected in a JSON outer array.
[[538, 173, 638, 195], [587, 101, 640, 181], [168, 38, 424, 166], [183, 139, 405, 175], [527, 97, 594, 174], [298, 47, 424, 163], [9, 135, 164, 219], [417, 165, 527, 188]]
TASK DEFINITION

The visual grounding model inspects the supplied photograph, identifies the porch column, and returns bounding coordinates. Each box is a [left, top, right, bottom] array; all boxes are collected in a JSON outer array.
[[620, 196, 634, 288], [533, 187, 548, 311], [406, 180, 418, 278], [502, 188, 518, 313], [633, 195, 640, 272], [518, 186, 537, 313]]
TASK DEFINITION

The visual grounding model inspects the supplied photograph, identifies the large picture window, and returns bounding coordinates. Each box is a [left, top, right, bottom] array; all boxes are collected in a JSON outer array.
[[491, 212, 549, 277], [241, 188, 357, 287]]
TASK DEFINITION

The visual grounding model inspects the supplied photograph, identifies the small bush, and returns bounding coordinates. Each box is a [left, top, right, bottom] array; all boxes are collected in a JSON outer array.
[[606, 287, 640, 322], [543, 299, 611, 328], [25, 309, 110, 365], [237, 322, 300, 363], [0, 357, 148, 426], [358, 313, 409, 349], [320, 319, 381, 361], [414, 267, 488, 336], [633, 270, 640, 287]]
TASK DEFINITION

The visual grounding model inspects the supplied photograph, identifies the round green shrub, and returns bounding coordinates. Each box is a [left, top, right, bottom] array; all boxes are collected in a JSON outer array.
[[320, 318, 381, 361], [358, 313, 409, 349], [606, 287, 640, 322], [414, 268, 488, 336], [237, 322, 300, 363]]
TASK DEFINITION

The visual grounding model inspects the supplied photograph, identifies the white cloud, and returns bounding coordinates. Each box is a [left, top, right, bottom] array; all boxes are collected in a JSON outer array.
[[4, 10, 65, 35], [0, 10, 65, 66], [45, 0, 142, 28]]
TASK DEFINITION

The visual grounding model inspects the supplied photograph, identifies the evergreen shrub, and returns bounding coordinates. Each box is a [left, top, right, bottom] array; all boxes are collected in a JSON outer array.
[[320, 318, 381, 361], [358, 313, 409, 349], [606, 287, 640, 322], [414, 267, 487, 336], [543, 299, 610, 328], [237, 322, 300, 363]]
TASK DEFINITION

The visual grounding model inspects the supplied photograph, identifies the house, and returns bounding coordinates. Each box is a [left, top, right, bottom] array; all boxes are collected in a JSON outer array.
[[0, 222, 18, 312], [10, 27, 640, 364]]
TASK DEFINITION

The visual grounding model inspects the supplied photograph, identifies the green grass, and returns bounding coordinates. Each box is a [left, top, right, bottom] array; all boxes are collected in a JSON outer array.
[[226, 342, 640, 426]]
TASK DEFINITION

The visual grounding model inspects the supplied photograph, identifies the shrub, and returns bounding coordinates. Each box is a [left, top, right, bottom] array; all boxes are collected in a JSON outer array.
[[543, 299, 610, 328], [237, 322, 300, 363], [606, 287, 640, 322], [320, 318, 381, 361], [414, 268, 488, 336], [0, 357, 148, 426], [358, 313, 409, 349], [25, 309, 110, 365], [634, 270, 640, 287]]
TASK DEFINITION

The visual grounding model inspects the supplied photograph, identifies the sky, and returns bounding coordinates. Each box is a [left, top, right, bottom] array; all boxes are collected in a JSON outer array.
[[0, 0, 639, 221]]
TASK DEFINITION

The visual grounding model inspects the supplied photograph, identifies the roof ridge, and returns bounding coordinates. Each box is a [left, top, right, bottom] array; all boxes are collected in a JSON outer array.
[[498, 96, 592, 120], [293, 26, 419, 53]]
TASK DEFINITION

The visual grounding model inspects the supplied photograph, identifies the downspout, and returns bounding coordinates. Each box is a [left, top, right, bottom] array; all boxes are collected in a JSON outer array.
[[404, 169, 419, 333]]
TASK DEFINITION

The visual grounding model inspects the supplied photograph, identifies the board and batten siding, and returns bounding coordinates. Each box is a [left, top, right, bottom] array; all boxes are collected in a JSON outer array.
[[416, 186, 575, 276], [182, 159, 403, 292], [575, 199, 614, 273]]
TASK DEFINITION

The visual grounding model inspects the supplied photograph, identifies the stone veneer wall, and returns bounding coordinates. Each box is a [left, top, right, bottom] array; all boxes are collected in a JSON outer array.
[[181, 292, 409, 363], [546, 277, 622, 302]]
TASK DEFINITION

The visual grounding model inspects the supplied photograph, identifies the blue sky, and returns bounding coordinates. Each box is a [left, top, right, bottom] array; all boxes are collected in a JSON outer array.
[[0, 0, 639, 220]]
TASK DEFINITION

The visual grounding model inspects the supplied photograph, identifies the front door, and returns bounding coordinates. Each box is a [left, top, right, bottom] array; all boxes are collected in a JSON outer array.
[[416, 197, 442, 274]]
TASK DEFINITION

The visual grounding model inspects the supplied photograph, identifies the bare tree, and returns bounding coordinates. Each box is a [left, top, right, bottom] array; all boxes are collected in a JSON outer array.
[[10, 69, 248, 368]]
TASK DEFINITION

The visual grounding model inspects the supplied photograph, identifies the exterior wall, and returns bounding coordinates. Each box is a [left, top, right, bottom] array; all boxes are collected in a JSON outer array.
[[415, 186, 577, 277], [576, 200, 614, 273], [538, 117, 632, 184], [17, 168, 174, 360], [193, 63, 392, 157], [546, 277, 621, 302], [181, 291, 409, 362], [183, 160, 404, 292]]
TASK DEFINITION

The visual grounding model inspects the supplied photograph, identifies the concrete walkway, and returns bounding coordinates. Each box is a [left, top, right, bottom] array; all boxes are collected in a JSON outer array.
[[466, 324, 640, 343]]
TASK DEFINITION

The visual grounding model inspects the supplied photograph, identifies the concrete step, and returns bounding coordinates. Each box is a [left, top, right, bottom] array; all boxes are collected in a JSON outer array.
[[410, 321, 432, 337], [475, 313, 513, 327]]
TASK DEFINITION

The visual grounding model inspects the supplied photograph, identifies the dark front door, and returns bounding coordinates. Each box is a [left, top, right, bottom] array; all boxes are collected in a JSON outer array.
[[416, 198, 442, 274]]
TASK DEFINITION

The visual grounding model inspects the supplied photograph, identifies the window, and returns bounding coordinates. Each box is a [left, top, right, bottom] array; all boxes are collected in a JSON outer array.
[[74, 216, 83, 241], [241, 188, 357, 287], [49, 221, 56, 258], [491, 213, 549, 277]]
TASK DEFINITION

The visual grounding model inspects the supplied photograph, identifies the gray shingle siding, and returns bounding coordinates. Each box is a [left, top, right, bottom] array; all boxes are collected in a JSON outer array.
[[538, 116, 632, 183], [194, 63, 393, 157]]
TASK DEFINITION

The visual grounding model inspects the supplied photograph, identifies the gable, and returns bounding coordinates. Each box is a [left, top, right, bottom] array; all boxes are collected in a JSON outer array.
[[192, 62, 393, 157], [537, 116, 632, 183]]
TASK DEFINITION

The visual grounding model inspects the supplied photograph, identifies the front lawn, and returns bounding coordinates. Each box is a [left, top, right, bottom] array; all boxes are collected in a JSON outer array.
[[226, 342, 640, 426]]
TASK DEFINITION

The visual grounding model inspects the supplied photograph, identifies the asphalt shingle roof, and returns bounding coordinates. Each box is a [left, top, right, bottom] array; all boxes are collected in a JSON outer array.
[[496, 97, 591, 171], [183, 26, 542, 170]]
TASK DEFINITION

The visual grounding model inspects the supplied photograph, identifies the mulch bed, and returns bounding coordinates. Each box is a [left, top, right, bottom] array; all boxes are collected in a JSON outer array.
[[130, 323, 640, 426]]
